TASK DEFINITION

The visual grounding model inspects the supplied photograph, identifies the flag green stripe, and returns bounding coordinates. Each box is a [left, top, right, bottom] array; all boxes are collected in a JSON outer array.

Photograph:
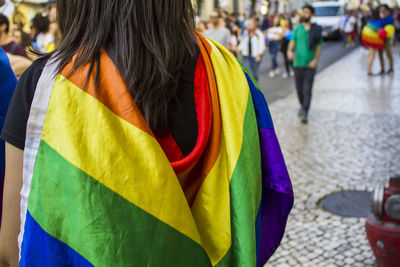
[[237, 59, 261, 92], [215, 247, 233, 266], [222, 95, 262, 266], [28, 141, 211, 267], [367, 23, 379, 32]]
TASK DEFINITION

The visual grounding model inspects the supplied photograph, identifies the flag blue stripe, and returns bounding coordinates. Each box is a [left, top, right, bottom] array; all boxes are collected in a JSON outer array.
[[245, 73, 275, 130], [20, 211, 93, 267]]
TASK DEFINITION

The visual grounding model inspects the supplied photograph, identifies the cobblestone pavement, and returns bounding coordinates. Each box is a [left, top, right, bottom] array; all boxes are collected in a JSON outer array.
[[265, 47, 400, 267]]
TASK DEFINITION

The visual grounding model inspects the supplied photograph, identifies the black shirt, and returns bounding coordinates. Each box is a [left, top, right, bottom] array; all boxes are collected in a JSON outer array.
[[1, 52, 199, 156]]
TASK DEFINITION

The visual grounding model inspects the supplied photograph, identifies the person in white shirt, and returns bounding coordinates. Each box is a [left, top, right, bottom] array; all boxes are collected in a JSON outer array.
[[31, 13, 55, 53], [267, 15, 284, 78], [339, 12, 349, 41], [344, 11, 356, 47], [238, 19, 265, 81], [0, 0, 14, 19]]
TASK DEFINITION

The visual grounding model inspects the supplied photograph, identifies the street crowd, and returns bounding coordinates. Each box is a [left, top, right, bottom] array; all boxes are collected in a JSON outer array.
[[197, 3, 398, 124], [0, 0, 57, 77], [198, 4, 399, 79], [0, 0, 398, 85]]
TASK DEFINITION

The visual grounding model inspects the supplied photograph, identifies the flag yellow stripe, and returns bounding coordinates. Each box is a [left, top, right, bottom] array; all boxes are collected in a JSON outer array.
[[192, 139, 231, 266], [190, 39, 251, 265], [362, 27, 379, 38], [207, 39, 249, 181], [41, 75, 202, 246]]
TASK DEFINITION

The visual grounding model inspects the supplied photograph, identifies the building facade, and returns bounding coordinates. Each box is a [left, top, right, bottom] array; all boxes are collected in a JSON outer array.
[[194, 0, 300, 19], [196, 0, 400, 19], [194, 0, 251, 19]]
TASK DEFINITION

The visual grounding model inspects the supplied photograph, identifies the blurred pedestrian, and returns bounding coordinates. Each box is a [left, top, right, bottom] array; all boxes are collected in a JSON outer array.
[[395, 7, 400, 42], [361, 8, 385, 75], [11, 26, 37, 62], [196, 21, 208, 35], [281, 18, 294, 79], [344, 10, 357, 47], [267, 14, 284, 78], [261, 14, 270, 31], [0, 0, 292, 265], [204, 10, 231, 48], [379, 5, 394, 74], [291, 11, 298, 27], [0, 46, 17, 228], [47, 3, 57, 23], [340, 10, 349, 43], [229, 13, 241, 28], [359, 5, 371, 46], [288, 5, 322, 124], [238, 18, 266, 80], [45, 3, 60, 45], [31, 13, 55, 53], [12, 29, 32, 51], [226, 22, 240, 57], [0, 14, 27, 58]]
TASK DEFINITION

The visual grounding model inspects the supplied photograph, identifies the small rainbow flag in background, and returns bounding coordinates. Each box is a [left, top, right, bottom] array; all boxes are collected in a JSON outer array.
[[19, 33, 293, 266], [362, 20, 384, 50]]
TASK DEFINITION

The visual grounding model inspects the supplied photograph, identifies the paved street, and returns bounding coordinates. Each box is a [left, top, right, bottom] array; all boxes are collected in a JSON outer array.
[[257, 41, 356, 104], [264, 47, 400, 266]]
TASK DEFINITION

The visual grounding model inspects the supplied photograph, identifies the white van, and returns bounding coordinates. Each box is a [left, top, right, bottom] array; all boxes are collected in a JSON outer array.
[[312, 1, 345, 39]]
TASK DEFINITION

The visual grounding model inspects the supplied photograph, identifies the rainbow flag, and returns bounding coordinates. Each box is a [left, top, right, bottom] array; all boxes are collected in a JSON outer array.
[[362, 20, 384, 50], [19, 34, 293, 266]]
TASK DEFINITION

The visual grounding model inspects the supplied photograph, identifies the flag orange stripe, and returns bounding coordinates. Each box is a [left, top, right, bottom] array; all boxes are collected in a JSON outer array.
[[60, 52, 152, 136], [173, 34, 223, 207], [194, 33, 222, 178]]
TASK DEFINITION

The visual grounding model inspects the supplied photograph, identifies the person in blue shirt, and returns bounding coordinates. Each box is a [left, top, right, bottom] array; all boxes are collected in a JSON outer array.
[[379, 4, 394, 74], [0, 46, 17, 226]]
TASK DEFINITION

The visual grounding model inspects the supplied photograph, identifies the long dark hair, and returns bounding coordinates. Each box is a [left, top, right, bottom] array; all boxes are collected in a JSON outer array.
[[55, 0, 197, 134]]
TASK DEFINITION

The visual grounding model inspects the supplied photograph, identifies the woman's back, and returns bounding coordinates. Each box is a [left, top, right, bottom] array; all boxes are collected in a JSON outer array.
[[55, 0, 198, 136], [0, 1, 293, 266]]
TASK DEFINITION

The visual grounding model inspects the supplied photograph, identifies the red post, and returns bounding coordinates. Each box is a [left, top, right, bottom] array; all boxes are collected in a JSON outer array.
[[366, 175, 400, 267]]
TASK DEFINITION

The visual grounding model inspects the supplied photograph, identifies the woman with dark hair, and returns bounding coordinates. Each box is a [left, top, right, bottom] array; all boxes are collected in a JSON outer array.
[[0, 1, 293, 266], [13, 29, 32, 50]]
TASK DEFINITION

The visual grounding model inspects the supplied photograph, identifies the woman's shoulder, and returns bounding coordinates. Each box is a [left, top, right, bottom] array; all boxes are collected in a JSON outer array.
[[0, 54, 51, 149], [15, 54, 51, 112]]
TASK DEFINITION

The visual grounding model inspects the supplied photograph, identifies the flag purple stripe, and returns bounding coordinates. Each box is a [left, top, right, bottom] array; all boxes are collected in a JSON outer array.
[[258, 189, 293, 266], [259, 128, 293, 197]]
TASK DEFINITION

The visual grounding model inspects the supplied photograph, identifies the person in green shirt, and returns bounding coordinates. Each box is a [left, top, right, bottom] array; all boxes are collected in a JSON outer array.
[[288, 5, 322, 124]]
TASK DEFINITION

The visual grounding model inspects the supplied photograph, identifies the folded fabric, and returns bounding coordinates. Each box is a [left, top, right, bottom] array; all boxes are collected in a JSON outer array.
[[18, 33, 293, 267], [362, 20, 384, 50]]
